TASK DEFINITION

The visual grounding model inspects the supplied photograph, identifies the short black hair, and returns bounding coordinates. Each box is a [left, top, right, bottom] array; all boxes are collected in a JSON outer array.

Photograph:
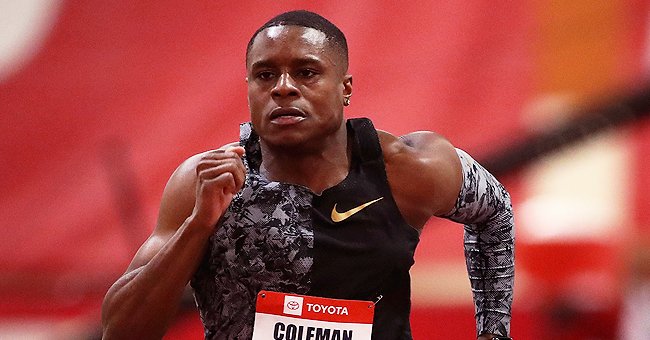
[[246, 10, 349, 70]]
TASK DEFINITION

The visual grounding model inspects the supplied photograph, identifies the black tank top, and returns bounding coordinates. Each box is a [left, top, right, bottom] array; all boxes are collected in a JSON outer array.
[[192, 118, 420, 339]]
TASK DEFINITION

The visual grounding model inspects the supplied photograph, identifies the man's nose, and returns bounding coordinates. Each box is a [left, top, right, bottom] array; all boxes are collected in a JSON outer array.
[[271, 73, 299, 99]]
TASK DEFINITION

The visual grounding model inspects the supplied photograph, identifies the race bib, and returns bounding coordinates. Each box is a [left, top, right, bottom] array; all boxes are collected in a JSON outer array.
[[252, 290, 375, 340]]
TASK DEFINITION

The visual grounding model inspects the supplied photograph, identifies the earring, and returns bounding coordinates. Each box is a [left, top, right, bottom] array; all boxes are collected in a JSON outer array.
[[343, 95, 351, 106]]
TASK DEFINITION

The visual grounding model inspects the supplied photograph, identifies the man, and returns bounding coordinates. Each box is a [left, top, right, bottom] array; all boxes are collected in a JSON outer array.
[[102, 10, 514, 340]]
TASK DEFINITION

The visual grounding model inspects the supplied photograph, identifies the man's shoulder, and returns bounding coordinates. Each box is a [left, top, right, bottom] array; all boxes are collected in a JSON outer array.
[[171, 142, 241, 184], [377, 129, 463, 219], [375, 129, 462, 225], [376, 130, 453, 157], [376, 128, 459, 184]]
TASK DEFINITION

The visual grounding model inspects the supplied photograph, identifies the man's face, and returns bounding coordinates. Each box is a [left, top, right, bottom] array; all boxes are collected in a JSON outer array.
[[246, 25, 352, 149]]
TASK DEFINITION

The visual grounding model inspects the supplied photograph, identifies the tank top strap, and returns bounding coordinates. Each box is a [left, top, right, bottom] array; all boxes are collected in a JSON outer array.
[[347, 118, 383, 164], [239, 122, 262, 172]]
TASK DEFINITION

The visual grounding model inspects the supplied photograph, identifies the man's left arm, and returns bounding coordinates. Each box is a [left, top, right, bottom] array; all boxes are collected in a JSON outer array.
[[442, 149, 515, 339], [389, 131, 514, 339]]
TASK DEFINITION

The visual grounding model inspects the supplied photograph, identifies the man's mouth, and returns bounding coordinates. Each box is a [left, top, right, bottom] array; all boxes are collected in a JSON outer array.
[[269, 107, 307, 125]]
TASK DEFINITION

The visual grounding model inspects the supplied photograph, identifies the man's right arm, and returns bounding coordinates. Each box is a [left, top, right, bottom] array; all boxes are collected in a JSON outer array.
[[101, 145, 245, 340]]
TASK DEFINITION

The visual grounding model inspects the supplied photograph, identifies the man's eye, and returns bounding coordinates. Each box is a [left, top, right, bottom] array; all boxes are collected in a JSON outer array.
[[297, 69, 316, 78], [257, 71, 274, 80]]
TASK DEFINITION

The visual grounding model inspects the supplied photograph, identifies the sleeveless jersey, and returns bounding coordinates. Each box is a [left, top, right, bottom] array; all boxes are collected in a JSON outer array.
[[191, 118, 420, 339]]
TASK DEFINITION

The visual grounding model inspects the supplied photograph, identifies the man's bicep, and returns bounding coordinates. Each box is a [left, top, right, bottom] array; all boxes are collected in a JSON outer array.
[[429, 142, 464, 216], [125, 158, 198, 272], [403, 132, 464, 216]]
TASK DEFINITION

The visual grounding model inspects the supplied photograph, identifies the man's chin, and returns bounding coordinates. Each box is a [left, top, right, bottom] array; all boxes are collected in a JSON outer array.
[[261, 133, 322, 154], [257, 120, 344, 153], [264, 135, 307, 149]]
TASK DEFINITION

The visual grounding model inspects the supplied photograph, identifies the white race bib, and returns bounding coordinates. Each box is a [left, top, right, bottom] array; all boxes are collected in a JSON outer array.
[[252, 290, 374, 340]]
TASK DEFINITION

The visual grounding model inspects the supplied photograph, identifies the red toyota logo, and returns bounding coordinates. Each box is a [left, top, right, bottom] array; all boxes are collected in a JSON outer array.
[[286, 301, 300, 310]]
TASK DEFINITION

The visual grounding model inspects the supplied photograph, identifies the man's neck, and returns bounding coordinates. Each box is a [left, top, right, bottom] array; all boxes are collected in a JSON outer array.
[[259, 127, 350, 194]]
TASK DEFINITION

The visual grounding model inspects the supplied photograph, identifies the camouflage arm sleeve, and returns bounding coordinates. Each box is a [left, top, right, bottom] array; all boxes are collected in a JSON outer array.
[[443, 148, 515, 337]]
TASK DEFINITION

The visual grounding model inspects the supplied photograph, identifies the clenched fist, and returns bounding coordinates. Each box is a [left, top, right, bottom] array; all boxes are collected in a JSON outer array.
[[189, 145, 246, 230]]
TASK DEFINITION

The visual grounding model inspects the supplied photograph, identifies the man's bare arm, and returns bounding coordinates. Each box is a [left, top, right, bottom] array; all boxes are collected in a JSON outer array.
[[101, 145, 245, 339]]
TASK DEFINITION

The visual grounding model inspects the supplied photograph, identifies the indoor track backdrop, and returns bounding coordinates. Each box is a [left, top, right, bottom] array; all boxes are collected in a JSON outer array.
[[1, 1, 649, 339]]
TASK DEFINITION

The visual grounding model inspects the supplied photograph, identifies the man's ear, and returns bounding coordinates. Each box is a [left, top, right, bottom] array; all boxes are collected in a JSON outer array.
[[343, 75, 353, 96]]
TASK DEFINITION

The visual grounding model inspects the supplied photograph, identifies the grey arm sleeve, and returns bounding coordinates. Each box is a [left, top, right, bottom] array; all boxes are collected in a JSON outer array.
[[443, 149, 515, 337]]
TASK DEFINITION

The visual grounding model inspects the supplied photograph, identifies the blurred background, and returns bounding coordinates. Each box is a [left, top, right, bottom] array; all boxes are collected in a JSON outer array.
[[1, 0, 649, 339]]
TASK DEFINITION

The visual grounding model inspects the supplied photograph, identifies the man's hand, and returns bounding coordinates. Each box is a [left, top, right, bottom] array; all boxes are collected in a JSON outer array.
[[190, 146, 246, 230]]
